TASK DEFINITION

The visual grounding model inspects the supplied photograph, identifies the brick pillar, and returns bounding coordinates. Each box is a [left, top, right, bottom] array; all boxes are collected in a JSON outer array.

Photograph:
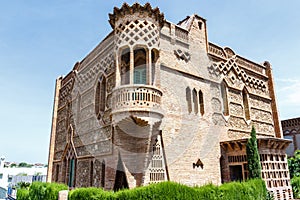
[[47, 77, 62, 182]]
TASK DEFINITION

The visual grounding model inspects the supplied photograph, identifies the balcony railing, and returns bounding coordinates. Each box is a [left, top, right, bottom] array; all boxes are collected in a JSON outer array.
[[112, 85, 163, 115]]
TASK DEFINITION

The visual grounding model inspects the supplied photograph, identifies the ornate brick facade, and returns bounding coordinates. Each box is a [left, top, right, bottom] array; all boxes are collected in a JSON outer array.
[[47, 3, 292, 199]]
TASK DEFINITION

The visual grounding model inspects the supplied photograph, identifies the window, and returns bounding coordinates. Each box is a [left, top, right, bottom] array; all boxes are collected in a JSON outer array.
[[199, 90, 204, 116], [242, 88, 250, 120], [0, 173, 3, 179], [193, 89, 198, 114], [95, 76, 106, 119], [7, 175, 12, 183], [101, 160, 105, 188], [186, 87, 192, 114], [90, 161, 94, 187], [68, 158, 76, 187], [55, 164, 60, 182], [134, 48, 147, 84], [121, 48, 130, 85], [221, 81, 229, 116]]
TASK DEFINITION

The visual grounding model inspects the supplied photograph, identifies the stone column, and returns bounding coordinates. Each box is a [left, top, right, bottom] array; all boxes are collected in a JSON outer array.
[[147, 49, 152, 85], [130, 49, 134, 84], [115, 53, 121, 87]]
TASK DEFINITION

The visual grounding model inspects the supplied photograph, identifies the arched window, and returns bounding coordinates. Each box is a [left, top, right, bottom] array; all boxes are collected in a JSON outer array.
[[186, 87, 192, 114], [90, 160, 94, 187], [199, 90, 204, 116], [68, 158, 76, 187], [193, 89, 198, 114], [120, 48, 130, 85], [95, 76, 106, 119], [221, 81, 229, 116], [134, 48, 147, 84], [101, 160, 105, 188], [243, 88, 250, 120]]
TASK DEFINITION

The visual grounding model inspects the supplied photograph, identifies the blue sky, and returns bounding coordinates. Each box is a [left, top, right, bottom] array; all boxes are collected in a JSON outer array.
[[0, 0, 299, 163]]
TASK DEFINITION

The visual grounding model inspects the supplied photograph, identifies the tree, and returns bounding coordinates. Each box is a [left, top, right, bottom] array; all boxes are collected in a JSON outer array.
[[288, 150, 300, 178], [18, 162, 32, 168], [246, 126, 262, 179]]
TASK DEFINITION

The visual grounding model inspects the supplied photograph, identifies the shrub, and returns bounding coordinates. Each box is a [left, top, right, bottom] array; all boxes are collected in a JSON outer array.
[[17, 188, 30, 200], [28, 182, 68, 200]]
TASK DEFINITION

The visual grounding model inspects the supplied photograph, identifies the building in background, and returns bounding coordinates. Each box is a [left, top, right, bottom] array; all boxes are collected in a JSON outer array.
[[47, 3, 293, 200], [0, 157, 47, 199], [282, 117, 300, 157]]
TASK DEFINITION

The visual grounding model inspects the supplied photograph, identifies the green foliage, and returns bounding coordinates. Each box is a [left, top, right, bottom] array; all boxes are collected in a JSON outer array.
[[69, 179, 269, 200], [246, 126, 262, 179], [29, 182, 47, 200], [10, 163, 17, 168], [68, 187, 108, 200], [288, 150, 300, 178], [291, 176, 300, 199], [44, 182, 68, 200], [17, 188, 30, 200], [17, 182, 31, 189], [17, 182, 68, 200], [18, 162, 33, 168]]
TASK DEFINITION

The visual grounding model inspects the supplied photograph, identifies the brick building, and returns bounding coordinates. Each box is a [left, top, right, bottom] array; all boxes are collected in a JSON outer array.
[[282, 117, 300, 157], [47, 3, 293, 199]]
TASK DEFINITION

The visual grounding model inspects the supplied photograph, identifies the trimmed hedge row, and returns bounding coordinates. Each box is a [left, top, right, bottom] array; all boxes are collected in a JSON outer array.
[[69, 179, 270, 200], [17, 182, 68, 200]]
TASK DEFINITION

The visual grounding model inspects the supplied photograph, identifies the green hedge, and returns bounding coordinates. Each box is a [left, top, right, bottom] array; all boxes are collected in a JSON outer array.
[[291, 176, 300, 199], [69, 179, 269, 200], [17, 182, 68, 200], [16, 188, 30, 200]]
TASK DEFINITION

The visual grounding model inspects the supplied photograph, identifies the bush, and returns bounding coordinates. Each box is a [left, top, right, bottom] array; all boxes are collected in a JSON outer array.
[[17, 188, 30, 200], [291, 176, 300, 199]]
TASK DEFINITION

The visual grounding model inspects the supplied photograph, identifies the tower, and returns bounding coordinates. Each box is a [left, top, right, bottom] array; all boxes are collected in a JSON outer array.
[[109, 3, 166, 188]]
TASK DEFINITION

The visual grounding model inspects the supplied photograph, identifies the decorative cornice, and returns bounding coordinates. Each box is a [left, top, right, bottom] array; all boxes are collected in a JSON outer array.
[[109, 3, 165, 29]]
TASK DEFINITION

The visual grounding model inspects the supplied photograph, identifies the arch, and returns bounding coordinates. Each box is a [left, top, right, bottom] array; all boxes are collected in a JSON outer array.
[[221, 81, 229, 116], [199, 90, 204, 116], [134, 47, 147, 84], [101, 160, 106, 188], [113, 155, 129, 191], [242, 87, 250, 120], [90, 160, 94, 187], [186, 87, 192, 114], [120, 47, 130, 85], [193, 88, 198, 114], [95, 75, 107, 119]]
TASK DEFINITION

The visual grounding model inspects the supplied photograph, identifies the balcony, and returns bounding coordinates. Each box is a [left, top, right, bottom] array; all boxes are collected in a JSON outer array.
[[111, 85, 163, 124]]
